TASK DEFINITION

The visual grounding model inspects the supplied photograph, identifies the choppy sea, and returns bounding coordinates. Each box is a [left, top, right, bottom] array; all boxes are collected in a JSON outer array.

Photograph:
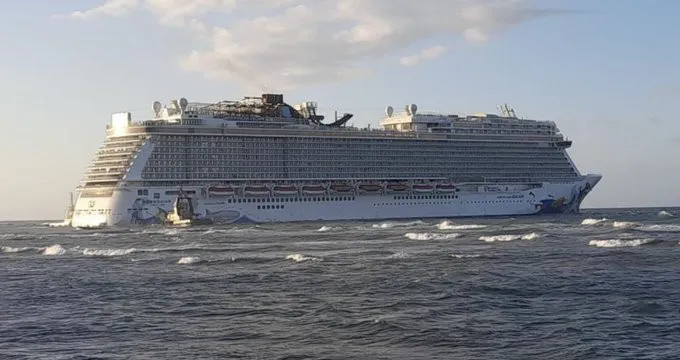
[[2, 207, 680, 359]]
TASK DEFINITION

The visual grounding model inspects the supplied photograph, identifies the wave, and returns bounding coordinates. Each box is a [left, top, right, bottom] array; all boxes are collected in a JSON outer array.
[[371, 220, 425, 229], [178, 256, 201, 264], [581, 218, 608, 225], [612, 221, 641, 229], [317, 225, 342, 232], [404, 232, 461, 241], [82, 248, 137, 257], [286, 254, 322, 262], [44, 221, 70, 228], [479, 233, 539, 242], [588, 238, 656, 248], [450, 254, 482, 259], [658, 210, 674, 218], [1, 246, 34, 253], [41, 244, 66, 256], [437, 221, 487, 230]]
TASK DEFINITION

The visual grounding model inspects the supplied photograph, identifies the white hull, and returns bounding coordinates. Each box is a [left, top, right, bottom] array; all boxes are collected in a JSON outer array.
[[70, 175, 601, 228]]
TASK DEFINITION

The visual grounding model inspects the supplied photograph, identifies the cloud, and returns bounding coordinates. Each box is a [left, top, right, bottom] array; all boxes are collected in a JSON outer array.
[[400, 45, 447, 67], [56, 0, 572, 90], [54, 0, 139, 19]]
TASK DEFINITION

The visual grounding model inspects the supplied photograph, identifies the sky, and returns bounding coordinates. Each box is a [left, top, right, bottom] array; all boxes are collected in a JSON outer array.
[[0, 0, 679, 220]]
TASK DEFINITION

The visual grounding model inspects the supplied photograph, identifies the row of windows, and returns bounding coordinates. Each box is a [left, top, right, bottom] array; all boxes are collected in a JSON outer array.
[[228, 196, 355, 203], [139, 171, 577, 181]]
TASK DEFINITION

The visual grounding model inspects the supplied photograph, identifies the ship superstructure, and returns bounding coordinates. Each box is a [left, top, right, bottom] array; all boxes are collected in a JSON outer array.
[[69, 93, 601, 228]]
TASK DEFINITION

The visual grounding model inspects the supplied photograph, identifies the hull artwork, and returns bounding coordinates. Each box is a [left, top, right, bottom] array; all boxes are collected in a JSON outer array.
[[70, 175, 601, 228]]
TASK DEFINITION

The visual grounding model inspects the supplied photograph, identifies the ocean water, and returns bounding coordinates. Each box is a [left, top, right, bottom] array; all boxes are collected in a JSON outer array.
[[2, 208, 680, 359]]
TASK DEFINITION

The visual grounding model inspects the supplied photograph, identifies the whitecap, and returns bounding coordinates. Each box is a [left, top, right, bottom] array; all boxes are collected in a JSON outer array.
[[286, 254, 321, 262], [437, 221, 487, 230], [581, 218, 608, 225], [450, 254, 481, 259], [404, 232, 461, 241], [41, 244, 66, 256], [82, 248, 136, 257], [178, 256, 200, 264], [1, 246, 34, 253], [372, 220, 425, 229], [317, 225, 341, 232], [479, 233, 539, 242], [613, 221, 640, 229], [658, 210, 674, 218], [588, 238, 655, 248]]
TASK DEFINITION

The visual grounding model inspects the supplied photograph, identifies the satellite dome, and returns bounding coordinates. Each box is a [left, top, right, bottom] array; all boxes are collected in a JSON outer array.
[[409, 103, 418, 115], [152, 101, 162, 115], [179, 98, 188, 110], [385, 106, 394, 117]]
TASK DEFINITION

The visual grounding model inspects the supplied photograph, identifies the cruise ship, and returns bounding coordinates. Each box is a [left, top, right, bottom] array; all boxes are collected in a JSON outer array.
[[68, 93, 601, 228]]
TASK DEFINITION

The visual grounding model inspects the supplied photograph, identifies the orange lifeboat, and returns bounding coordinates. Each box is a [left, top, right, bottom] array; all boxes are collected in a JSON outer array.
[[412, 184, 434, 193], [358, 183, 382, 193], [436, 183, 456, 193], [273, 184, 298, 196], [208, 185, 235, 196], [385, 183, 408, 192], [301, 184, 326, 195], [244, 185, 270, 196], [329, 183, 353, 193]]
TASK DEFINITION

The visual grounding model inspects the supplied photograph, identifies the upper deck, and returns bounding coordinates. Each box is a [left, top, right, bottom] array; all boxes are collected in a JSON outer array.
[[106, 93, 569, 145]]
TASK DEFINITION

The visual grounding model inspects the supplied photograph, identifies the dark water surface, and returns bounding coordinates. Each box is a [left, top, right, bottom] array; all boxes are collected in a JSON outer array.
[[2, 208, 680, 359]]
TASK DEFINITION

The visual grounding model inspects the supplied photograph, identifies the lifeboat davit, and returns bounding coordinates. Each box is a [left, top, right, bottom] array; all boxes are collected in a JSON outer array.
[[436, 183, 456, 193], [208, 185, 235, 196], [244, 185, 270, 196], [412, 184, 434, 193], [329, 183, 353, 193], [301, 184, 326, 195], [385, 183, 408, 192], [358, 183, 382, 193], [273, 184, 298, 196]]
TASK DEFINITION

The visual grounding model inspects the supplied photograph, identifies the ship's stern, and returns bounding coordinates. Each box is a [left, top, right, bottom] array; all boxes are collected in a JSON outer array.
[[70, 189, 140, 228]]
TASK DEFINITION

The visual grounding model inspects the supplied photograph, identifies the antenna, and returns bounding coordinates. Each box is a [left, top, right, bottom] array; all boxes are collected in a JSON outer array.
[[385, 106, 394, 117]]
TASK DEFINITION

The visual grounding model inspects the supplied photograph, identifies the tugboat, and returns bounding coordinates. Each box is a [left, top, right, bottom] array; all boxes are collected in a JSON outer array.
[[165, 190, 213, 227]]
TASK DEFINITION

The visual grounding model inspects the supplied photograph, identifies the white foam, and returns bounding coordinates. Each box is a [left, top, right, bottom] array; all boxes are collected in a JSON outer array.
[[1, 246, 33, 253], [450, 254, 481, 259], [437, 221, 487, 230], [82, 248, 136, 257], [404, 232, 461, 241], [658, 210, 674, 218], [612, 221, 640, 229], [286, 254, 321, 262], [581, 218, 608, 225], [588, 238, 655, 248], [372, 220, 425, 229], [479, 233, 539, 242], [41, 244, 66, 256], [317, 225, 341, 232], [178, 256, 200, 264], [46, 221, 70, 227]]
